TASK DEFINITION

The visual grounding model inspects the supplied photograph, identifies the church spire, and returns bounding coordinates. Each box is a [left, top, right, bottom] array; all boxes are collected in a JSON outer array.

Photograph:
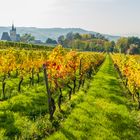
[[12, 23, 14, 30], [12, 22, 16, 31]]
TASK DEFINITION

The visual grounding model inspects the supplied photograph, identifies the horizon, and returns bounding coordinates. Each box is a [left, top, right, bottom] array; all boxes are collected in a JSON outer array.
[[0, 25, 139, 38], [0, 0, 139, 36]]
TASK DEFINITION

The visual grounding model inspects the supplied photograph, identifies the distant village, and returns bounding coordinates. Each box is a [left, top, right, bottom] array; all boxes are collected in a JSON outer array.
[[1, 24, 20, 42], [0, 24, 57, 45]]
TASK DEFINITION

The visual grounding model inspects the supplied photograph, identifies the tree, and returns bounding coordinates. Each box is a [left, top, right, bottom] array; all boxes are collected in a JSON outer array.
[[128, 44, 139, 54], [104, 41, 115, 52], [73, 33, 82, 40], [81, 34, 91, 40], [20, 33, 35, 43], [96, 33, 108, 41], [104, 41, 111, 52], [90, 34, 95, 39], [46, 38, 57, 44], [127, 37, 140, 54], [66, 32, 74, 41], [58, 35, 65, 45], [128, 37, 140, 46], [116, 37, 128, 53]]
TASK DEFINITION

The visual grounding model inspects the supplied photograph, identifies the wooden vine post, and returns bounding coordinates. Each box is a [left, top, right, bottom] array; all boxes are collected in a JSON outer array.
[[43, 64, 55, 120]]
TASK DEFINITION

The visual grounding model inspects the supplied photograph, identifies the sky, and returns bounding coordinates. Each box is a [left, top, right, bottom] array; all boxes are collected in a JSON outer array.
[[0, 0, 140, 36]]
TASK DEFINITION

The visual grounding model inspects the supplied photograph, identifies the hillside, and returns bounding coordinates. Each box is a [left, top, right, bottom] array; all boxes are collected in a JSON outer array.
[[0, 27, 120, 42]]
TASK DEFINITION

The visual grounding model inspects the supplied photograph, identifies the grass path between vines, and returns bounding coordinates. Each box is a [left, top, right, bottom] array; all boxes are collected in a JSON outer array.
[[47, 55, 140, 140]]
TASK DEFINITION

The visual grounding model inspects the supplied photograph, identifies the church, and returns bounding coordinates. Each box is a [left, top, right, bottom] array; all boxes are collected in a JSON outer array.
[[1, 24, 20, 42]]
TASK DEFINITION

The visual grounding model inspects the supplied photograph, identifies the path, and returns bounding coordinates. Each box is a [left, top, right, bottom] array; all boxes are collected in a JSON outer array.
[[47, 55, 140, 140]]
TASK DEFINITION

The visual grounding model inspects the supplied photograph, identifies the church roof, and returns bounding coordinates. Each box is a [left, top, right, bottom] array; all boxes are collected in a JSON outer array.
[[1, 32, 11, 41]]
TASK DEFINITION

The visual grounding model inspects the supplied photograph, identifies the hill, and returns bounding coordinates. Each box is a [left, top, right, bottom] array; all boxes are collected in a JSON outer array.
[[0, 27, 120, 42]]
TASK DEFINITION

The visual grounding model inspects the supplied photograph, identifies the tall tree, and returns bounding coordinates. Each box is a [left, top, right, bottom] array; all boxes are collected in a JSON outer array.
[[20, 33, 35, 43], [66, 32, 74, 41], [58, 35, 65, 45], [116, 37, 128, 53]]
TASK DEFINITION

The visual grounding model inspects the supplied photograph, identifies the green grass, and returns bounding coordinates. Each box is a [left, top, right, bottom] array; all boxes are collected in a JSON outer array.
[[1, 55, 140, 139], [47, 55, 140, 140], [0, 71, 93, 139]]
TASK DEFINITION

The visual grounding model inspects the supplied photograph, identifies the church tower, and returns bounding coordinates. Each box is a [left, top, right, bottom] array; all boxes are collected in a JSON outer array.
[[10, 23, 17, 41]]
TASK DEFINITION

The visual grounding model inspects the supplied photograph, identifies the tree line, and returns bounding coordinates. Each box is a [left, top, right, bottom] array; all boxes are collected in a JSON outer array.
[[57, 32, 140, 54], [115, 37, 140, 54], [57, 32, 115, 52]]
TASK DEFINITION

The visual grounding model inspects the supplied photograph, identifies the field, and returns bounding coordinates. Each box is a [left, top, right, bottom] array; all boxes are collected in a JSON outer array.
[[0, 46, 140, 140]]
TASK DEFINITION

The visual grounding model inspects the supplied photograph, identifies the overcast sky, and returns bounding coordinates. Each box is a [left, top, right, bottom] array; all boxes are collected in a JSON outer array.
[[0, 0, 139, 36]]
